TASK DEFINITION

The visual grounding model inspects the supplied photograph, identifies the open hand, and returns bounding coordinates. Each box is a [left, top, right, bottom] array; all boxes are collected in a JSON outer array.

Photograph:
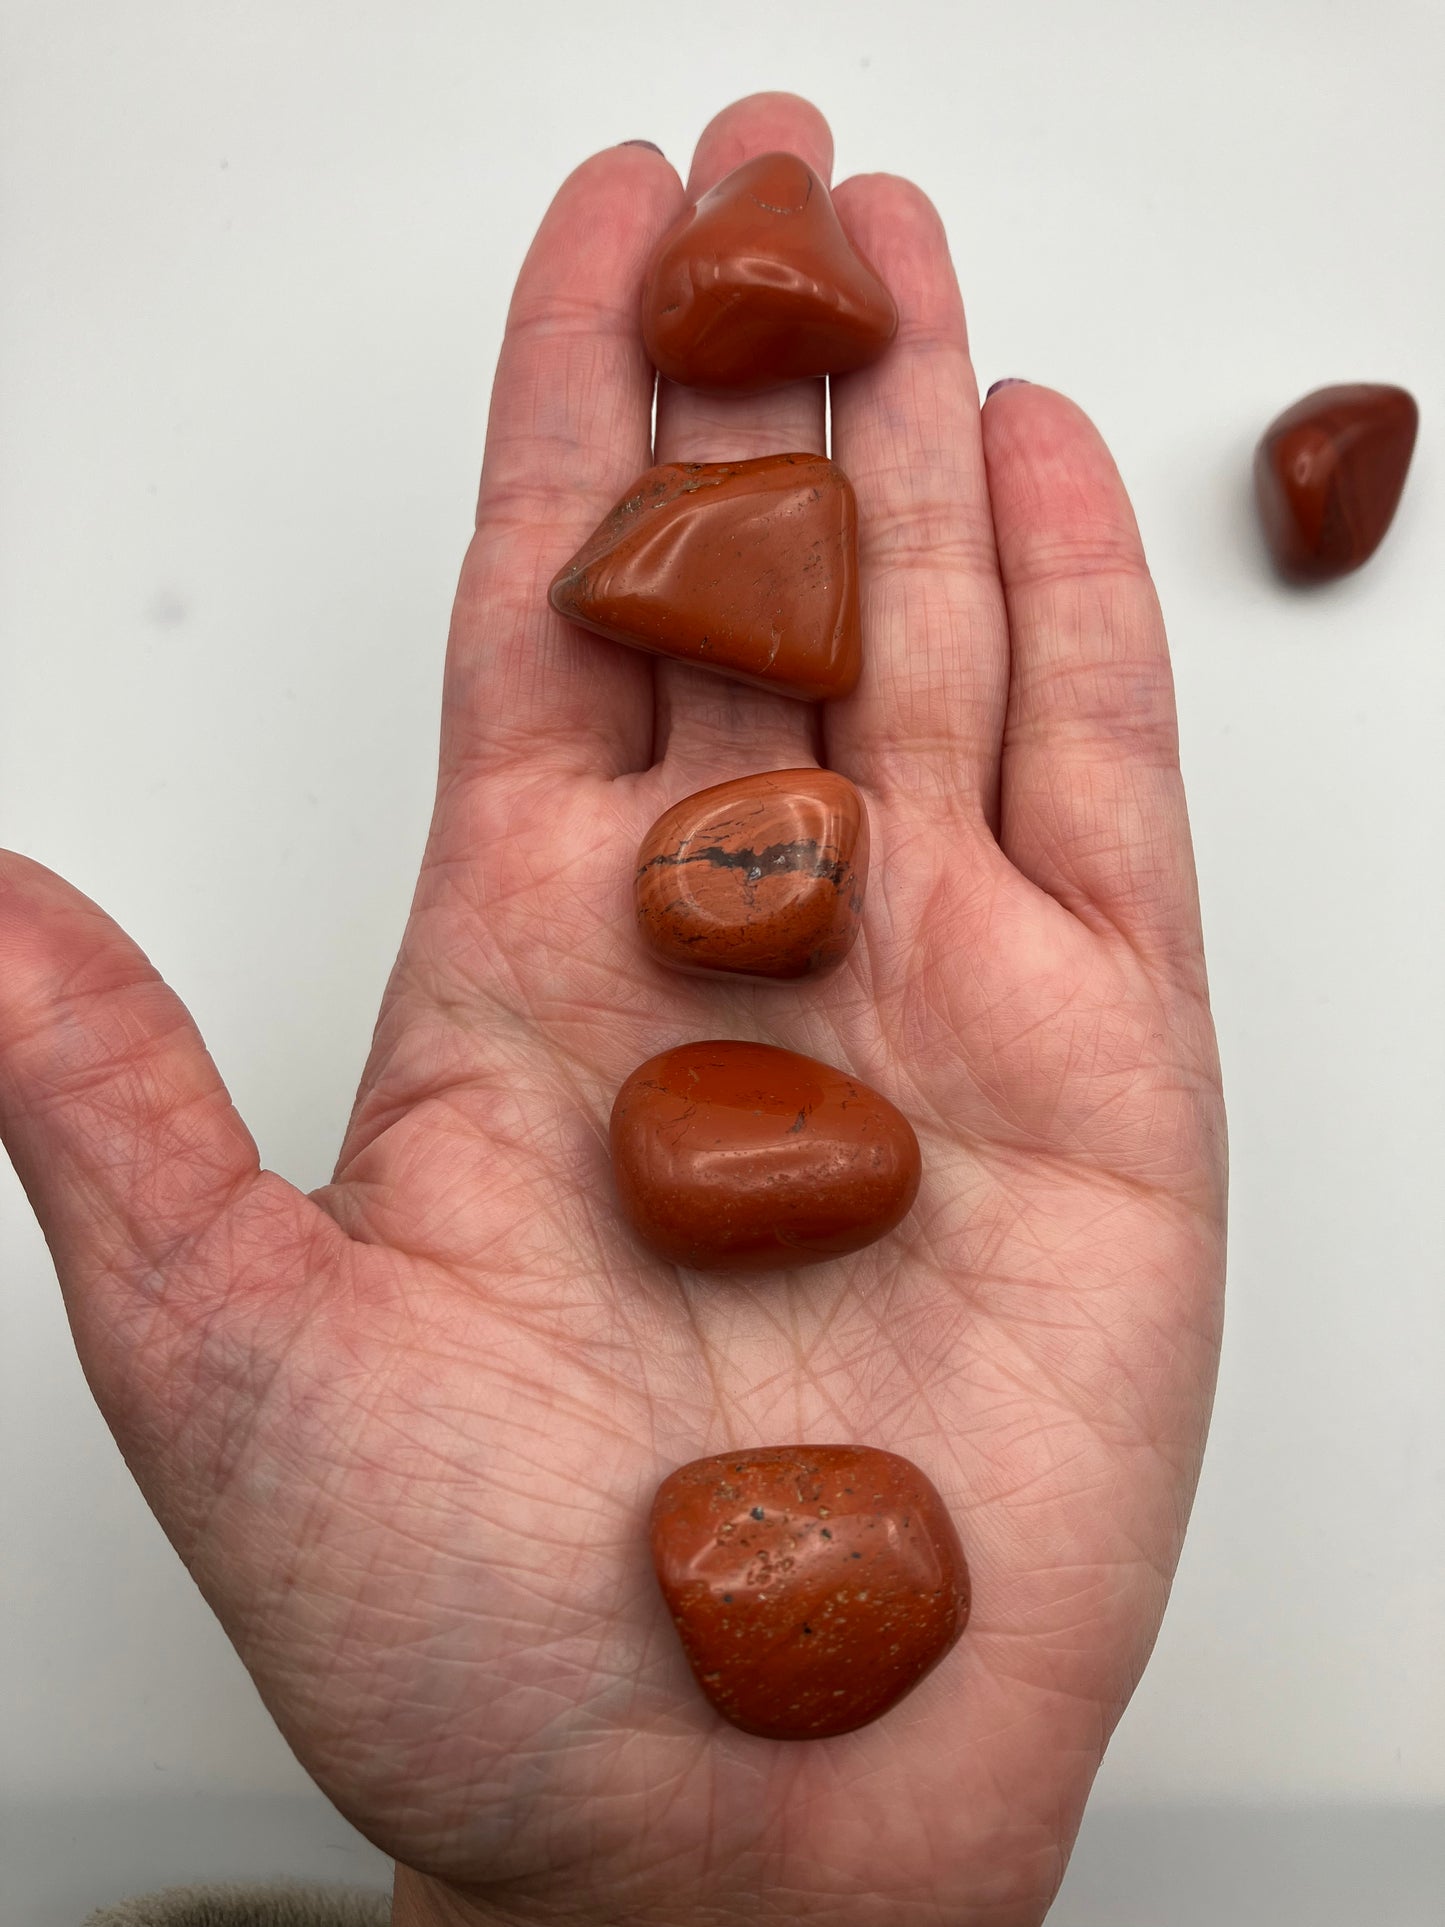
[[0, 93, 1226, 1927]]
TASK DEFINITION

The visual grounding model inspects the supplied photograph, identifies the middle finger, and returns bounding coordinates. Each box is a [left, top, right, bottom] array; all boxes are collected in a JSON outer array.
[[648, 92, 833, 784]]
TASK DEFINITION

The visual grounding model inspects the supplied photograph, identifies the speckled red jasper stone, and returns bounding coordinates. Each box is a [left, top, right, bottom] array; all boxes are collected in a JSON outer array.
[[609, 1041, 920, 1271], [641, 152, 898, 395], [1254, 383, 1418, 581], [635, 769, 868, 982], [650, 1444, 969, 1740], [548, 453, 860, 701]]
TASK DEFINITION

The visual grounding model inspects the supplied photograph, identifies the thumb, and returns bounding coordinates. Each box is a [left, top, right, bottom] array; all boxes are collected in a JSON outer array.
[[0, 850, 343, 1545], [0, 852, 259, 1283]]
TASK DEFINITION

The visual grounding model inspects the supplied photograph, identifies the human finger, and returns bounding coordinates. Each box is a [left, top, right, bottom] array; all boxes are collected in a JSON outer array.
[[649, 92, 835, 783], [985, 385, 1206, 980], [0, 851, 338, 1514], [827, 174, 1010, 824], [448, 143, 684, 784]]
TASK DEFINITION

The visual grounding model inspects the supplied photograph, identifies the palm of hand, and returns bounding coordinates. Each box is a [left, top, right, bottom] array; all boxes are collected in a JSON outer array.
[[0, 97, 1223, 1927]]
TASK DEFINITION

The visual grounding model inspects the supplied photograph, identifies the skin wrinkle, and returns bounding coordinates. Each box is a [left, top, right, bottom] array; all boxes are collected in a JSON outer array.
[[0, 986, 191, 1086], [476, 421, 640, 521], [338, 988, 624, 1176], [503, 293, 647, 344], [861, 509, 1002, 584]]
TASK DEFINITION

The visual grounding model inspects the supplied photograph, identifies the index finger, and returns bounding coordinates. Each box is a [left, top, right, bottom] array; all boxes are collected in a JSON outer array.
[[443, 144, 683, 785]]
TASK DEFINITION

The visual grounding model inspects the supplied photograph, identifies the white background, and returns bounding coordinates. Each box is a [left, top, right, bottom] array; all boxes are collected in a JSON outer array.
[[2, 2, 1442, 1921]]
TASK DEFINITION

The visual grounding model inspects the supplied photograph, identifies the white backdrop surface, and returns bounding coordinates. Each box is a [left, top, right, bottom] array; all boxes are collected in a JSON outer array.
[[2, 2, 1442, 1922]]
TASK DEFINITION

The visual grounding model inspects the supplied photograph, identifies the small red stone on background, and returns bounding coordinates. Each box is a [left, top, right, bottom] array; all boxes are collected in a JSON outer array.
[[650, 1443, 969, 1740], [548, 454, 860, 701], [1254, 383, 1418, 582], [609, 1040, 920, 1271], [641, 151, 898, 394], [635, 769, 868, 982]]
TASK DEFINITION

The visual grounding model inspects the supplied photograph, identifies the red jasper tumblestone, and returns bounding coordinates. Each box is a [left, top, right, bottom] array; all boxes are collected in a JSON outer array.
[[641, 151, 898, 395], [635, 769, 868, 982], [548, 453, 860, 702], [1254, 383, 1418, 581], [609, 1041, 920, 1272], [650, 1443, 970, 1740]]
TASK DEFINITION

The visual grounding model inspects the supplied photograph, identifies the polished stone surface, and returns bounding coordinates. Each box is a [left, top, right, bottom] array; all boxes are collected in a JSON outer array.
[[1254, 383, 1418, 581], [609, 1040, 919, 1270], [635, 769, 867, 981], [641, 151, 898, 394], [549, 453, 860, 700], [650, 1443, 969, 1740]]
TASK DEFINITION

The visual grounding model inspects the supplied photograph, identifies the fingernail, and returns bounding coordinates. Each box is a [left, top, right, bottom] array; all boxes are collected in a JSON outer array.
[[986, 378, 1029, 399], [621, 140, 665, 155]]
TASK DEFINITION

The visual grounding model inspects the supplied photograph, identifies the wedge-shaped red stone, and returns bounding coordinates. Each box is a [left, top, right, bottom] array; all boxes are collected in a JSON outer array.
[[641, 152, 898, 394], [1255, 383, 1418, 581], [549, 454, 860, 701], [635, 769, 868, 982], [610, 1040, 919, 1271], [651, 1444, 969, 1740]]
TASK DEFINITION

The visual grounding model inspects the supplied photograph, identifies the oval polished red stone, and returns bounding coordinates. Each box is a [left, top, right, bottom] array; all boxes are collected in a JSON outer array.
[[641, 151, 898, 395], [549, 453, 860, 701], [650, 1444, 969, 1740], [609, 1041, 920, 1271], [1254, 383, 1418, 581], [635, 769, 868, 982]]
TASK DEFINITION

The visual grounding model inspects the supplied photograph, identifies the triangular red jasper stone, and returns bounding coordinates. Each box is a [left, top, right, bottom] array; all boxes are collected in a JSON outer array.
[[641, 152, 897, 395], [549, 453, 861, 701], [1254, 384, 1418, 581]]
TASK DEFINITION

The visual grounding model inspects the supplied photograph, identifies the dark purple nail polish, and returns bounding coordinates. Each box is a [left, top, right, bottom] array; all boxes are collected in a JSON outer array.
[[621, 140, 665, 155], [986, 378, 1029, 399]]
